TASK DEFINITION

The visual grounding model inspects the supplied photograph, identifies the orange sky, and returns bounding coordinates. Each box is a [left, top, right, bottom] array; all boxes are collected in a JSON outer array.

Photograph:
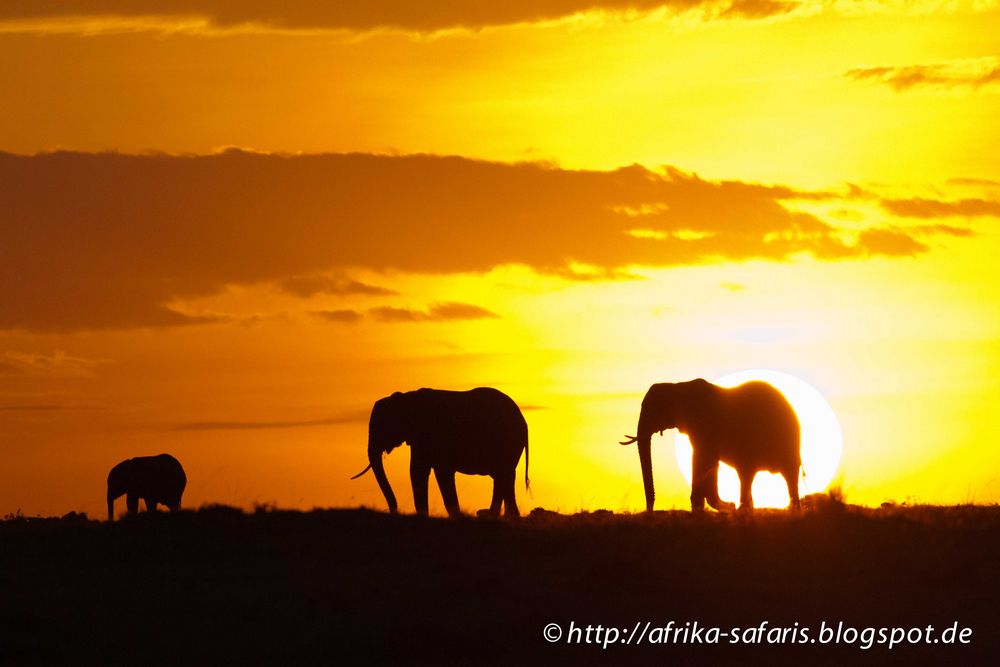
[[2, 1, 999, 517]]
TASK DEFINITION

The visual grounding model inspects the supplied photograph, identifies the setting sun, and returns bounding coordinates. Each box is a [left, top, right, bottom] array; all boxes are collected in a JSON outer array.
[[673, 370, 843, 508]]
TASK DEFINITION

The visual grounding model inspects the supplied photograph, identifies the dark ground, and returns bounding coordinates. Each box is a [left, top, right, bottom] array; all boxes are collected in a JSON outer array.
[[0, 500, 997, 665]]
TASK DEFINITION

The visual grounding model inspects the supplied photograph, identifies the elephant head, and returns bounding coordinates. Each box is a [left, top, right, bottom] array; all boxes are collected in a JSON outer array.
[[350, 392, 408, 513], [106, 459, 132, 521], [620, 379, 713, 512]]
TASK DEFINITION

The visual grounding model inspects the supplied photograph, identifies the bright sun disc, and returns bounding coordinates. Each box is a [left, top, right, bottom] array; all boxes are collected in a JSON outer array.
[[673, 370, 842, 508]]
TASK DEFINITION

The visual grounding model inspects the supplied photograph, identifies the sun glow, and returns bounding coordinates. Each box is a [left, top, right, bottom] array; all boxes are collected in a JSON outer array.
[[674, 370, 843, 508]]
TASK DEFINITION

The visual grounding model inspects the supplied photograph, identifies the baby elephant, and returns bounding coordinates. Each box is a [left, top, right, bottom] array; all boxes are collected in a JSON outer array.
[[107, 454, 187, 521]]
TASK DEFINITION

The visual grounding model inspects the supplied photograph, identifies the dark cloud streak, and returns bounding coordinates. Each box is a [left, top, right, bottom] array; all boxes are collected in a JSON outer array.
[[0, 150, 959, 332], [370, 302, 500, 323], [881, 197, 1000, 219], [846, 61, 1000, 91], [278, 275, 396, 298], [173, 412, 369, 431], [720, 0, 798, 19], [855, 229, 928, 257], [310, 302, 499, 324], [310, 309, 364, 324], [0, 404, 63, 411], [0, 0, 800, 33]]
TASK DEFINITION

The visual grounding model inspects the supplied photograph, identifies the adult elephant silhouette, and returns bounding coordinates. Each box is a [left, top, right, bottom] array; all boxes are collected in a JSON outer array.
[[620, 379, 801, 512], [351, 387, 529, 517], [107, 454, 187, 521]]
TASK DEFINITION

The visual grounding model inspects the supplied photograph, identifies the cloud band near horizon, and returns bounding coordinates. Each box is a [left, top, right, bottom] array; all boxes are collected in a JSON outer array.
[[0, 150, 977, 332], [0, 0, 801, 34]]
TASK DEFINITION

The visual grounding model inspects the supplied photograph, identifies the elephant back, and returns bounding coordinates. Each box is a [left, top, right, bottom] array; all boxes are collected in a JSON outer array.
[[134, 454, 187, 498]]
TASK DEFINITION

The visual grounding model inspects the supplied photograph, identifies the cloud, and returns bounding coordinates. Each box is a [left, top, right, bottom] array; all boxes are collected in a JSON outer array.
[[845, 58, 1000, 91], [0, 404, 63, 411], [173, 412, 369, 431], [309, 302, 498, 324], [551, 265, 644, 282], [721, 0, 799, 19], [0, 351, 105, 377], [0, 1, 801, 34], [0, 150, 963, 332], [880, 197, 1000, 219], [370, 302, 500, 323], [911, 224, 975, 237], [310, 309, 364, 324], [278, 275, 396, 298], [947, 177, 1000, 188], [854, 228, 928, 256], [233, 312, 291, 327]]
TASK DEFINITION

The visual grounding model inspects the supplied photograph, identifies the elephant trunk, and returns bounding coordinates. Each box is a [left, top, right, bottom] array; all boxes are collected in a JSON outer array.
[[369, 447, 398, 514], [107, 490, 116, 522], [638, 436, 655, 512]]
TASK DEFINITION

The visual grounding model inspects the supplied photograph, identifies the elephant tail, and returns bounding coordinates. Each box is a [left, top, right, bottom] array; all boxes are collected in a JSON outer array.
[[524, 436, 531, 493]]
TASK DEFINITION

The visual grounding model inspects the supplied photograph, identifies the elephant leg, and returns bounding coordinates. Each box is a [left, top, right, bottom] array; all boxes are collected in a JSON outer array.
[[501, 470, 519, 518], [434, 469, 461, 517], [486, 476, 503, 515], [690, 448, 717, 513], [410, 457, 431, 516], [703, 465, 735, 513], [126, 493, 139, 515], [784, 469, 801, 510], [145, 498, 158, 513], [738, 469, 756, 511]]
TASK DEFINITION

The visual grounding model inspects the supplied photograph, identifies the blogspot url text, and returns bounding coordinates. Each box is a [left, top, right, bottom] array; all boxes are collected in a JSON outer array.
[[542, 620, 973, 650]]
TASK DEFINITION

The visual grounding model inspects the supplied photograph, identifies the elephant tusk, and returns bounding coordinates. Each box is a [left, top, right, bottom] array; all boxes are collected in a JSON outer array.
[[619, 435, 638, 446], [350, 464, 373, 480]]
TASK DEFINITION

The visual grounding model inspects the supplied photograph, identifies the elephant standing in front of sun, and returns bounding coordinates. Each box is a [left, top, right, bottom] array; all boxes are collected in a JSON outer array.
[[107, 454, 187, 521], [621, 379, 801, 512], [352, 387, 529, 517]]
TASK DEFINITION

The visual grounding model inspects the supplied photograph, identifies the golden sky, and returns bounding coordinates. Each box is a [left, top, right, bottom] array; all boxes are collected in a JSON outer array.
[[2, 0, 999, 516]]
